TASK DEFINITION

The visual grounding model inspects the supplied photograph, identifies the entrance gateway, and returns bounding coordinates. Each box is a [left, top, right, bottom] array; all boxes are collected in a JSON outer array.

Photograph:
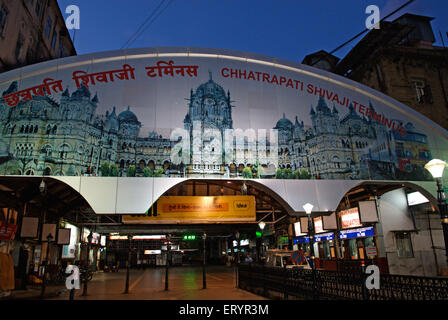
[[0, 47, 447, 276]]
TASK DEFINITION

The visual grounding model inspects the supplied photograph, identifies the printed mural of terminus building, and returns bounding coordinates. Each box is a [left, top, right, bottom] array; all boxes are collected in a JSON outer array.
[[0, 68, 432, 181]]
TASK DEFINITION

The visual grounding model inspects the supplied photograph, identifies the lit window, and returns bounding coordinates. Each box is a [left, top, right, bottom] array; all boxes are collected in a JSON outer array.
[[413, 80, 425, 104], [395, 232, 414, 258]]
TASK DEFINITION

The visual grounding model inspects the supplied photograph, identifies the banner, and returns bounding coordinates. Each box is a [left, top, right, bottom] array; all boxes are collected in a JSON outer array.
[[0, 48, 446, 182], [122, 195, 256, 223]]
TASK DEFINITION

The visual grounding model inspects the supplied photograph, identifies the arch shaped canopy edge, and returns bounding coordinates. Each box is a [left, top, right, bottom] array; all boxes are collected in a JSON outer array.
[[52, 177, 439, 215]]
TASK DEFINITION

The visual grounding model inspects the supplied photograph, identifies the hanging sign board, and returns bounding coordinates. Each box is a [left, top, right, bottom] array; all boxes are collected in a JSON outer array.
[[340, 207, 363, 229], [123, 196, 255, 224], [366, 246, 378, 256], [57, 228, 71, 245], [358, 200, 379, 223], [339, 226, 375, 240], [41, 224, 57, 241], [0, 222, 17, 240], [20, 217, 39, 238]]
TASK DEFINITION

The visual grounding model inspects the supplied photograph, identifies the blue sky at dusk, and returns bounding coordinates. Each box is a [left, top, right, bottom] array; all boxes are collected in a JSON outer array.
[[56, 0, 448, 62]]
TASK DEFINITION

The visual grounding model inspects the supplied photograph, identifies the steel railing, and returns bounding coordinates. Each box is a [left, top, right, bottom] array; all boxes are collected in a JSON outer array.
[[238, 264, 448, 300]]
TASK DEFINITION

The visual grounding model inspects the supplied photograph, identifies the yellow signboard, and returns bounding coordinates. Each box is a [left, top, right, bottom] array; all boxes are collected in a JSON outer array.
[[122, 196, 256, 224]]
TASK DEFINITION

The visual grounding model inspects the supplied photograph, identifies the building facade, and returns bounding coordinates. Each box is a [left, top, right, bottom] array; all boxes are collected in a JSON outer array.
[[303, 14, 448, 131], [0, 0, 76, 73]]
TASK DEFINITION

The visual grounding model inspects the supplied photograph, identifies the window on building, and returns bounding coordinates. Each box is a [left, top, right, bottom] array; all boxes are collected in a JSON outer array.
[[35, 0, 41, 16], [395, 232, 414, 258], [58, 41, 64, 58], [423, 85, 434, 104], [15, 32, 24, 61], [0, 5, 8, 36], [51, 30, 57, 49], [45, 15, 52, 38], [413, 80, 426, 104]]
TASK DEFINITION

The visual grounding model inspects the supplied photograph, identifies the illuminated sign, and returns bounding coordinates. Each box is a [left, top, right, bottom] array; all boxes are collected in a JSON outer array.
[[91, 232, 100, 244], [109, 235, 128, 240], [340, 208, 363, 229], [183, 234, 196, 240], [315, 232, 334, 242], [240, 239, 249, 246], [294, 232, 334, 243], [82, 228, 91, 243], [100, 235, 106, 247], [294, 221, 306, 236], [313, 217, 325, 234], [133, 235, 166, 240], [123, 196, 256, 224], [339, 226, 375, 240], [62, 223, 79, 259], [294, 236, 309, 244], [407, 191, 430, 206], [144, 250, 161, 255]]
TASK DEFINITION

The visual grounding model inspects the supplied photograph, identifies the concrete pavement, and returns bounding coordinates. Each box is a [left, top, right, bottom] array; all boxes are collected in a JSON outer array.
[[50, 265, 266, 300]]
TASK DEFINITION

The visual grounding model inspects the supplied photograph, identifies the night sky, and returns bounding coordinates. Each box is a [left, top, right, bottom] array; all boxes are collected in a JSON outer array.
[[56, 0, 448, 63]]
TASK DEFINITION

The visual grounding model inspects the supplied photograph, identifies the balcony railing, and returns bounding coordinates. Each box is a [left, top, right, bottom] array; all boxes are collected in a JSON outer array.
[[238, 264, 448, 300]]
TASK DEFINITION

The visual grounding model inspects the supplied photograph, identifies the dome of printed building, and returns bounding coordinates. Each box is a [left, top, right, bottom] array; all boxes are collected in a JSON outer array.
[[195, 72, 226, 98], [275, 113, 293, 130], [118, 106, 139, 124]]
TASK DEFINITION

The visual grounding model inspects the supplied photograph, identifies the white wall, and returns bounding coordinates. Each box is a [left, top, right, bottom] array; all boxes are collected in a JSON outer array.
[[377, 188, 441, 276]]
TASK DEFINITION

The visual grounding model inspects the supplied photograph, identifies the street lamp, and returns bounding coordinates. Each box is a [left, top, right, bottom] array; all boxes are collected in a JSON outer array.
[[165, 234, 171, 291], [124, 235, 131, 293], [303, 203, 315, 263], [40, 233, 53, 299], [303, 203, 317, 300], [258, 221, 266, 263], [235, 231, 240, 288], [425, 159, 448, 269], [39, 179, 46, 194]]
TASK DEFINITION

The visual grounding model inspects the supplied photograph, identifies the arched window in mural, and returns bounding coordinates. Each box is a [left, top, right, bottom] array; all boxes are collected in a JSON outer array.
[[59, 144, 70, 159], [163, 161, 170, 170]]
